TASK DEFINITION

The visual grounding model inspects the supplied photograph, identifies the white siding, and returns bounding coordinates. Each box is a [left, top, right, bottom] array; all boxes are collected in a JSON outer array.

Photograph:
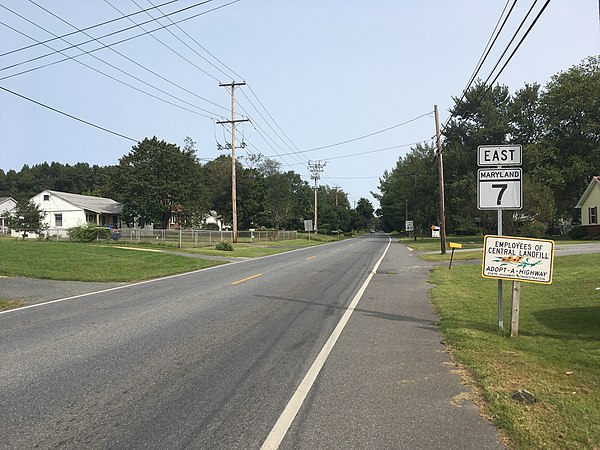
[[32, 191, 87, 229]]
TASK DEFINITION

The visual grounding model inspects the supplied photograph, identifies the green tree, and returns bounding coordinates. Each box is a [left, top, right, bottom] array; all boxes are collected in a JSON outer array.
[[537, 56, 600, 216], [355, 198, 375, 230], [202, 155, 235, 225], [3, 200, 46, 239], [376, 143, 438, 233], [119, 136, 206, 228]]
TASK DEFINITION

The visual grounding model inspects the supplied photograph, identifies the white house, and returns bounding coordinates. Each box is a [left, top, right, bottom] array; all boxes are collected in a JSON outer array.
[[0, 196, 17, 233], [32, 190, 122, 236], [575, 176, 600, 236]]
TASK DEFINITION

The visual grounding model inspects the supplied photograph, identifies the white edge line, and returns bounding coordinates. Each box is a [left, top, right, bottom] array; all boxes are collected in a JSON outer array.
[[0, 262, 228, 316], [260, 235, 392, 450], [0, 236, 362, 316]]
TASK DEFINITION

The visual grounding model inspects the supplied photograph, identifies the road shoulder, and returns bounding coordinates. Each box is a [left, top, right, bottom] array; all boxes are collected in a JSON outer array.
[[280, 239, 506, 449]]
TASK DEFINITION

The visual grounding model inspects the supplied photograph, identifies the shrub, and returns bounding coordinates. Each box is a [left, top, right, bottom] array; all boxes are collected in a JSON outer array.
[[69, 223, 111, 242], [518, 221, 546, 238], [215, 241, 233, 251], [569, 226, 587, 240]]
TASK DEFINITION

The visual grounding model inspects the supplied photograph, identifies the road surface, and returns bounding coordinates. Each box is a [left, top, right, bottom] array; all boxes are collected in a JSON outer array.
[[0, 234, 503, 449]]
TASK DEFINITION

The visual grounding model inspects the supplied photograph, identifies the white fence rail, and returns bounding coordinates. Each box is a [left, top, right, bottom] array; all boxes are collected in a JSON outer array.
[[123, 229, 298, 247], [14, 228, 298, 247]]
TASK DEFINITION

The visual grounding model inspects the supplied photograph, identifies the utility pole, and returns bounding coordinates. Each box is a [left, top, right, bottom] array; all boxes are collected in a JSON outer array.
[[217, 81, 248, 243], [333, 185, 341, 206], [307, 161, 326, 232], [434, 105, 447, 255]]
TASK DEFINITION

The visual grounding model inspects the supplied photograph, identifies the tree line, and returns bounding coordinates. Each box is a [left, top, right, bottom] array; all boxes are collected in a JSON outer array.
[[376, 56, 600, 236], [0, 136, 376, 233]]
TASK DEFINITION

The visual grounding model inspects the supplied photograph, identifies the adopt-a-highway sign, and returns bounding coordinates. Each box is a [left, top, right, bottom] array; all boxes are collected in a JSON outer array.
[[482, 235, 555, 284]]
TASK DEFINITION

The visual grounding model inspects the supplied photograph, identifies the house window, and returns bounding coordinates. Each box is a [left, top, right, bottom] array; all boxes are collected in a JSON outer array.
[[590, 206, 598, 224], [43, 194, 50, 201], [87, 214, 96, 223], [55, 213, 63, 227]]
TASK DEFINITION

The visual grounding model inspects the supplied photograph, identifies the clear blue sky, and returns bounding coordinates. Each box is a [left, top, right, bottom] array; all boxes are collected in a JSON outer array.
[[1, 0, 598, 208]]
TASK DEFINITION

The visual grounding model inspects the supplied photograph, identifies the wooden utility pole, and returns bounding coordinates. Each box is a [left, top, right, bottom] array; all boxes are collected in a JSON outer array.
[[307, 161, 326, 232], [217, 81, 248, 243], [434, 105, 447, 255]]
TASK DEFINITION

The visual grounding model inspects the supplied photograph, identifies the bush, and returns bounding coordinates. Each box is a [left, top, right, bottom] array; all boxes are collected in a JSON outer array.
[[569, 226, 587, 240], [518, 222, 546, 238], [215, 241, 233, 251], [69, 223, 111, 242]]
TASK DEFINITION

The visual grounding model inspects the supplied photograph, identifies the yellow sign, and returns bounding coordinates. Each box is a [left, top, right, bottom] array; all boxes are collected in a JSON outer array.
[[448, 242, 463, 249]]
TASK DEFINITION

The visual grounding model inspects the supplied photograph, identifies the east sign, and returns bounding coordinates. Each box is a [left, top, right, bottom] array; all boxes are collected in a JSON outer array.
[[482, 235, 555, 284], [478, 144, 522, 166]]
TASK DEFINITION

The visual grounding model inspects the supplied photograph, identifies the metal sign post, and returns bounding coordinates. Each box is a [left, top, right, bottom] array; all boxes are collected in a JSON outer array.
[[477, 144, 523, 332], [304, 219, 313, 243]]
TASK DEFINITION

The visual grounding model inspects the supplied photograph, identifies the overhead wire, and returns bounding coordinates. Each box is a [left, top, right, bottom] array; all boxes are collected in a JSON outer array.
[[104, 0, 221, 83], [0, 85, 138, 142], [442, 0, 551, 133], [0, 0, 238, 74], [1, 5, 223, 118], [450, 0, 517, 122], [144, 0, 238, 81], [0, 0, 179, 58], [2, 1, 230, 114], [476, 0, 551, 102]]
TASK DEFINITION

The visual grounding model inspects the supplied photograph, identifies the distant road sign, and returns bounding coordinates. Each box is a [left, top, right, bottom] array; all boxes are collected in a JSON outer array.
[[478, 145, 522, 166], [482, 235, 554, 284], [405, 220, 414, 231], [304, 220, 313, 232], [478, 168, 522, 210]]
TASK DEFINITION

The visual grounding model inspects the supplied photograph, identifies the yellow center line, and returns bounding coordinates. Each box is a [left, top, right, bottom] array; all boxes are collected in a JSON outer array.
[[306, 256, 317, 260], [231, 273, 263, 285]]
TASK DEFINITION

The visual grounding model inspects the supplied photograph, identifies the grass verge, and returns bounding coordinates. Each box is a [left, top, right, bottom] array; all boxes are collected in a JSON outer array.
[[0, 299, 26, 311], [430, 254, 600, 449], [122, 236, 347, 258], [0, 240, 224, 282]]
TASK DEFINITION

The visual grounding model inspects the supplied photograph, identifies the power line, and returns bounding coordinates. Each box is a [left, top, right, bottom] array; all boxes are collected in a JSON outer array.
[[298, 111, 433, 154], [441, 0, 517, 132], [104, 0, 222, 83], [1, 5, 222, 118], [1, 2, 230, 114], [0, 0, 179, 58], [476, 0, 551, 102], [144, 0, 239, 81], [0, 0, 238, 74], [442, 0, 551, 132], [0, 85, 138, 142]]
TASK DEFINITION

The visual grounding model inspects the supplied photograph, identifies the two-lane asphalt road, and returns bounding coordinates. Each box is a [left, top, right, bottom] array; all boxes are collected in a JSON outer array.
[[1, 234, 391, 449]]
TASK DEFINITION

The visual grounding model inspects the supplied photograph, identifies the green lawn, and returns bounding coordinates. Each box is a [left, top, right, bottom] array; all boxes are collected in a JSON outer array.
[[111, 235, 347, 258], [430, 254, 600, 449], [0, 239, 224, 282]]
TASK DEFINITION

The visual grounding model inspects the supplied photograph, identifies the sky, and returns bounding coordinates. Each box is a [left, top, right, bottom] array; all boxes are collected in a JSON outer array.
[[0, 0, 598, 208]]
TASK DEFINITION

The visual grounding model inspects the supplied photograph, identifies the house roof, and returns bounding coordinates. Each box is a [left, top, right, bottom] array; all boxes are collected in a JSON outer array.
[[44, 190, 122, 214], [575, 176, 600, 208], [0, 197, 16, 205]]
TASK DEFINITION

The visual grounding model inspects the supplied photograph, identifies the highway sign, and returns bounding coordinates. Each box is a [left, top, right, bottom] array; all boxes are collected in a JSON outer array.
[[478, 145, 522, 166], [477, 168, 522, 210], [482, 235, 554, 284]]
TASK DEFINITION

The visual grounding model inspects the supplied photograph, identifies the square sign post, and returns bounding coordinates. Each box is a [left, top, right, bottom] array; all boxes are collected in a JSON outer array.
[[304, 219, 313, 243], [477, 144, 522, 331]]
